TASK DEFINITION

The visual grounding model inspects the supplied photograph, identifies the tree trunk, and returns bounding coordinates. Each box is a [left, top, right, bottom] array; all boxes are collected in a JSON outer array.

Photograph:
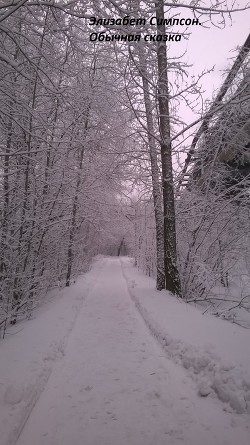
[[137, 44, 165, 290], [117, 238, 124, 256], [155, 0, 182, 296]]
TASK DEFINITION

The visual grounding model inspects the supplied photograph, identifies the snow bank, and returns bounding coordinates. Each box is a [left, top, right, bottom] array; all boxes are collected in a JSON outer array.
[[121, 258, 250, 415]]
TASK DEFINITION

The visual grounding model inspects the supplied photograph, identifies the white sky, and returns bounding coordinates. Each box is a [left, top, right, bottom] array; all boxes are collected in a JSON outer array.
[[167, 3, 250, 125], [185, 10, 250, 93]]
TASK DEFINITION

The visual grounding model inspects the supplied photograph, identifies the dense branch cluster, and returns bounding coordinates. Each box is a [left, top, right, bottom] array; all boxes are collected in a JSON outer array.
[[0, 3, 134, 334], [1, 0, 250, 335]]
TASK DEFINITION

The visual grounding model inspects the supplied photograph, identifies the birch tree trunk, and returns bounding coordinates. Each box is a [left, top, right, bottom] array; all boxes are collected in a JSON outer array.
[[155, 0, 182, 295], [137, 44, 165, 290]]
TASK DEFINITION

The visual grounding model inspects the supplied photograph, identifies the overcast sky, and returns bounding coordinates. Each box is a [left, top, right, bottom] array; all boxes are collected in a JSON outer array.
[[185, 9, 250, 91], [167, 2, 250, 125], [163, 0, 250, 158]]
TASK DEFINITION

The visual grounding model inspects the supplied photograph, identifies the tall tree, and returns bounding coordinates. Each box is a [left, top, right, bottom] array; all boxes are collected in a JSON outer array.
[[154, 0, 182, 295]]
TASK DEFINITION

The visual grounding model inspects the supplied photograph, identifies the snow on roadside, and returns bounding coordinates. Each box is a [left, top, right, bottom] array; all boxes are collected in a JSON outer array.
[[121, 257, 250, 416], [0, 258, 104, 445]]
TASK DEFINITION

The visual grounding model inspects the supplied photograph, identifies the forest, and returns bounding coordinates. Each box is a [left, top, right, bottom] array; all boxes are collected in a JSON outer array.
[[0, 0, 250, 336]]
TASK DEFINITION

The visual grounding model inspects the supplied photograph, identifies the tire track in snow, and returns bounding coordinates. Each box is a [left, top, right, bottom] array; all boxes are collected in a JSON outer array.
[[7, 259, 105, 445]]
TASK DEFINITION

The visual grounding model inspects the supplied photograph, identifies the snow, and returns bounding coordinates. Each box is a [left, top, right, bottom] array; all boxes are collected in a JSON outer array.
[[1, 256, 250, 445], [121, 258, 250, 415], [0, 258, 104, 445]]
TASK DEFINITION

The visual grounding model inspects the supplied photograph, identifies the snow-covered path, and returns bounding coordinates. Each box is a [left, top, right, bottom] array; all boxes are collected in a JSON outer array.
[[12, 258, 250, 444]]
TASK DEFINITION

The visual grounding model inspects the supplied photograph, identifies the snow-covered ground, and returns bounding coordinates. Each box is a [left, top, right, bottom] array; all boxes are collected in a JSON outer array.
[[121, 258, 250, 413], [0, 257, 249, 445]]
